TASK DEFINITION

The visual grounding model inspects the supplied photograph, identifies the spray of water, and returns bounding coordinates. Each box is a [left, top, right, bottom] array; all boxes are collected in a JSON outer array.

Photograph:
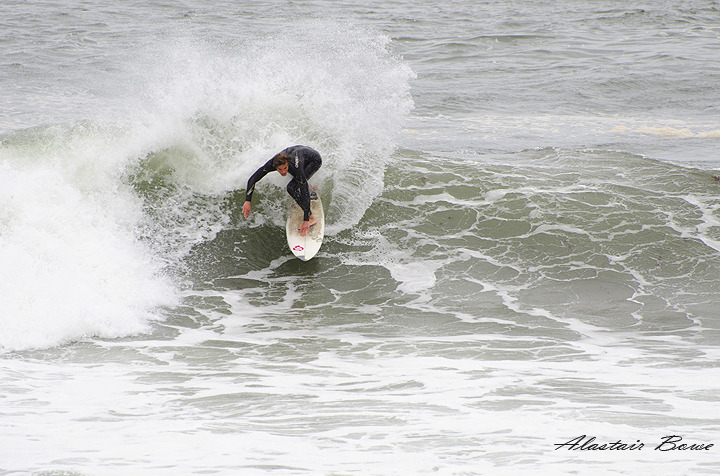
[[0, 20, 414, 351]]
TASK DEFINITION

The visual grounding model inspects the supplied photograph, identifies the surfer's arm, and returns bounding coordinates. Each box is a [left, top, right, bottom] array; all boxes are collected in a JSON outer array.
[[294, 151, 312, 222], [242, 160, 274, 219], [244, 159, 274, 203], [298, 185, 312, 221]]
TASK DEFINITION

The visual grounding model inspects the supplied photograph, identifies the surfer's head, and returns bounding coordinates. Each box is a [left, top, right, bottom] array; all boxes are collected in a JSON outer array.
[[272, 154, 290, 176]]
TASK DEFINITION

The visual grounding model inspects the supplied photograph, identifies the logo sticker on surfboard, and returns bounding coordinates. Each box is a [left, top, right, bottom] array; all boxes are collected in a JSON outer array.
[[293, 245, 304, 251]]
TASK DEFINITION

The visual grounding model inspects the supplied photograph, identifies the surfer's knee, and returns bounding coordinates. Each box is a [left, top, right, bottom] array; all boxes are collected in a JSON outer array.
[[286, 180, 298, 195]]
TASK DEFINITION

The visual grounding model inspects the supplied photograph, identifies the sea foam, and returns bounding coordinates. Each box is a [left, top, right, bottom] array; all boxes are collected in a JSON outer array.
[[0, 128, 176, 352], [0, 20, 414, 351]]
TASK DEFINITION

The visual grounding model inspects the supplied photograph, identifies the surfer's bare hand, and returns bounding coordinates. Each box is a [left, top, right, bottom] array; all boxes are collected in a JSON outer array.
[[242, 201, 251, 219], [299, 220, 310, 237]]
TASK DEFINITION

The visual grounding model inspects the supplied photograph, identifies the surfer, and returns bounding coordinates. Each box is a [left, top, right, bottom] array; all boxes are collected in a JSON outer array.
[[242, 145, 322, 237]]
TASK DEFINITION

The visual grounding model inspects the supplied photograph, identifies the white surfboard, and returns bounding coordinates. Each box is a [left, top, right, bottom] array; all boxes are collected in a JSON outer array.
[[285, 193, 324, 261]]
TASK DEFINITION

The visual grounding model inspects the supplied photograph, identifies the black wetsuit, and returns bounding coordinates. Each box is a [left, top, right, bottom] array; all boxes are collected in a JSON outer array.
[[245, 145, 322, 221]]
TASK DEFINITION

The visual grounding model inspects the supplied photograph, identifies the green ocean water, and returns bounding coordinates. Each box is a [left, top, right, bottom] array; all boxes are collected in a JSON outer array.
[[2, 1, 720, 474]]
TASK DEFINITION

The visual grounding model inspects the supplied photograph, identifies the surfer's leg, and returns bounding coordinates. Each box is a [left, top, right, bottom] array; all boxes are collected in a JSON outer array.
[[286, 180, 302, 206], [303, 152, 322, 180]]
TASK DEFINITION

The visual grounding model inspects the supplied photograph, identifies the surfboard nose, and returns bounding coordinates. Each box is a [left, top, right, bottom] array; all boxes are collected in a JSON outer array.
[[286, 194, 324, 260]]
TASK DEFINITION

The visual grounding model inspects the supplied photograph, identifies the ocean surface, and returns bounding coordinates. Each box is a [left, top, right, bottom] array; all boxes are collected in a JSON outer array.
[[2, 1, 720, 474]]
